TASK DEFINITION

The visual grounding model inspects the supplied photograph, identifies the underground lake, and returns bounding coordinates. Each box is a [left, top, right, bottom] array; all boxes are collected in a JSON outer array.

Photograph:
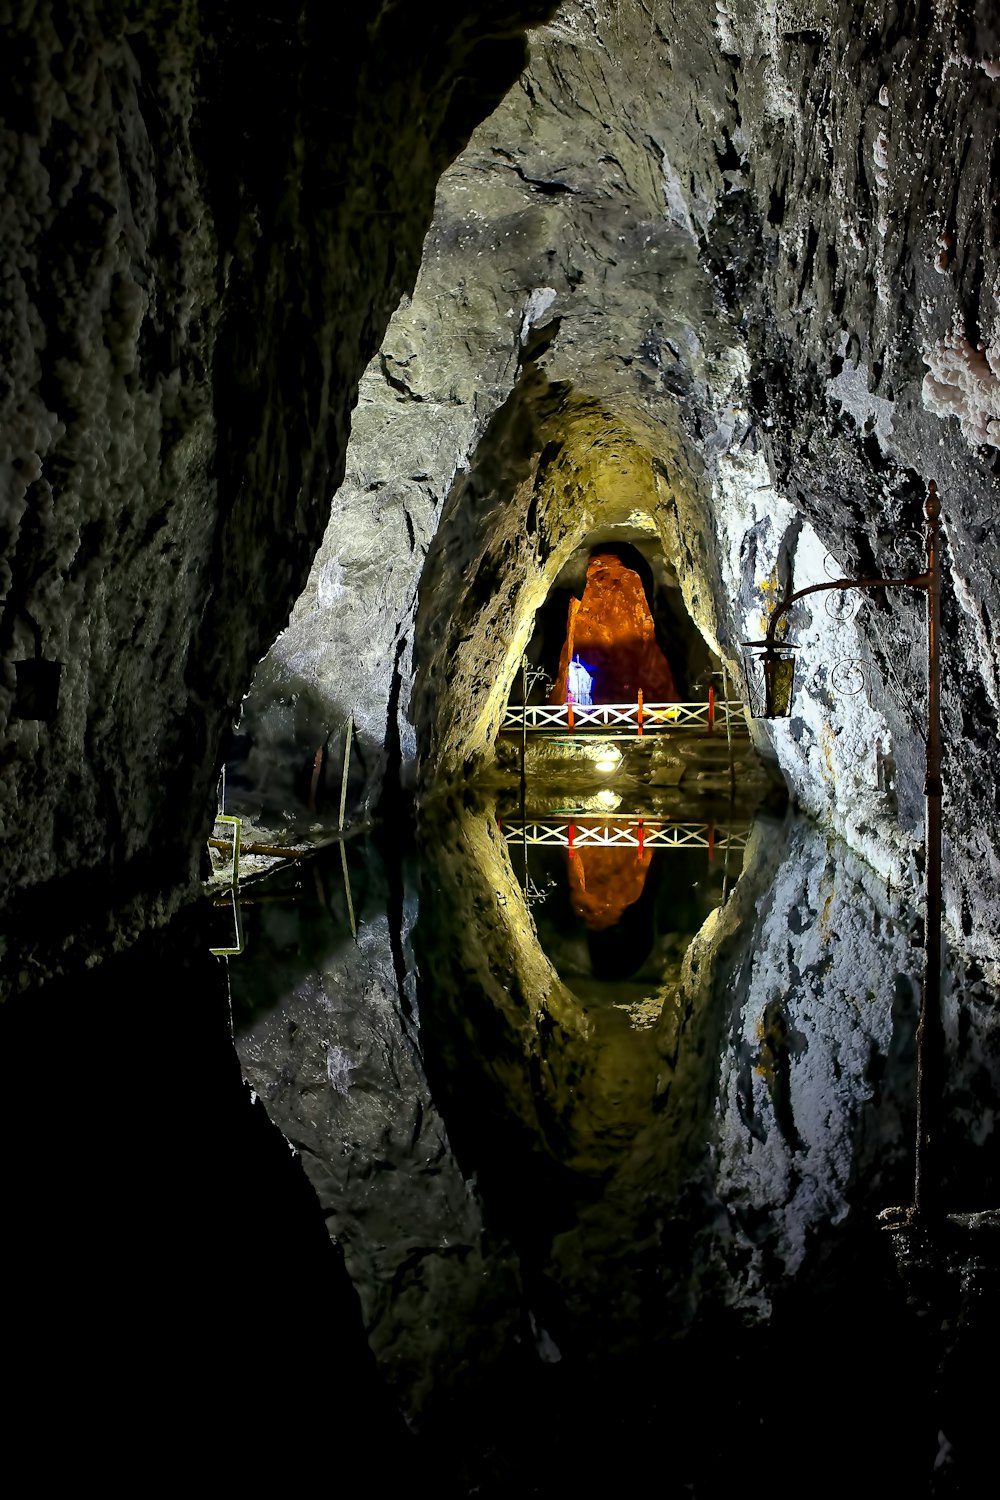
[[200, 778, 996, 1493]]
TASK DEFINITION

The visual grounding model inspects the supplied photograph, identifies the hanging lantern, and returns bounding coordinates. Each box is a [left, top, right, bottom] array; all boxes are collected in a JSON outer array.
[[9, 610, 61, 722], [742, 642, 798, 720]]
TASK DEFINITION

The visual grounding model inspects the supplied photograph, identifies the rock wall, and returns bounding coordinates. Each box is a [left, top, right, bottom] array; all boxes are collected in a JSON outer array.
[[0, 0, 558, 995], [243, 0, 1000, 975], [715, 0, 1000, 969], [7, 1, 995, 980]]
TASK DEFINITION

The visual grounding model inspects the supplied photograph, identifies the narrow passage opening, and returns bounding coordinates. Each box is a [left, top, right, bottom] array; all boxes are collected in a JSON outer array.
[[524, 537, 713, 707]]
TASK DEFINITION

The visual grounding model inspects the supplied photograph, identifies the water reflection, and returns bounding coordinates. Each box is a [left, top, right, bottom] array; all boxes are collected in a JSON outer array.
[[229, 800, 997, 1489], [505, 809, 748, 1022]]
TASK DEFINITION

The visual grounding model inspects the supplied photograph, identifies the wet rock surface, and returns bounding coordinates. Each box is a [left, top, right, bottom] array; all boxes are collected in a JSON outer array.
[[0, 0, 558, 994], [235, 842, 524, 1424]]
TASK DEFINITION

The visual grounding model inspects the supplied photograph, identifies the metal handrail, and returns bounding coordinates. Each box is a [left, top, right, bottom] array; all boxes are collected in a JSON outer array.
[[211, 814, 242, 885]]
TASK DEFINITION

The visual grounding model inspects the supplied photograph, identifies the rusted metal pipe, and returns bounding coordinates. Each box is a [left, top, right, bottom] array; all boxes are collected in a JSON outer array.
[[763, 570, 930, 647], [308, 744, 324, 813]]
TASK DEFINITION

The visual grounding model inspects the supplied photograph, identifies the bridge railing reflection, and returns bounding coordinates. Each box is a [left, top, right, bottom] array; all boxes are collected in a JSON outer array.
[[500, 814, 750, 853]]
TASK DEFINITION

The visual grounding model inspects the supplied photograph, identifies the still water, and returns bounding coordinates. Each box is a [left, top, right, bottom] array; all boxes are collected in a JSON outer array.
[[220, 795, 997, 1493]]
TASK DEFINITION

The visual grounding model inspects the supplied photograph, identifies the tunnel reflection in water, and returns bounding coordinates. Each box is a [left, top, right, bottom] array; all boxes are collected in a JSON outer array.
[[230, 804, 998, 1492], [508, 810, 746, 1027], [567, 841, 653, 932]]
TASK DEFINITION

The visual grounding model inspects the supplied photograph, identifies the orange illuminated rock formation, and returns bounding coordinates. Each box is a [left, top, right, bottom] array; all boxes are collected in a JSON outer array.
[[552, 553, 677, 704], [567, 844, 653, 930]]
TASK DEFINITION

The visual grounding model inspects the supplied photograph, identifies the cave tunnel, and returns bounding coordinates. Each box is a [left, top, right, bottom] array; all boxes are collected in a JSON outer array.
[[527, 536, 714, 705], [408, 376, 738, 790], [2, 1, 1000, 1492]]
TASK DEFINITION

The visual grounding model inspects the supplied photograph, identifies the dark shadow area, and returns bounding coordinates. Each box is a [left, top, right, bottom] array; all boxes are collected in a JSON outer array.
[[9, 813, 992, 1494], [219, 678, 367, 834], [0, 902, 410, 1484]]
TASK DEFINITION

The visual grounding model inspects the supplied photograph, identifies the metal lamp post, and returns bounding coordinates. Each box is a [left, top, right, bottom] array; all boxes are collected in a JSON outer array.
[[742, 481, 943, 1221]]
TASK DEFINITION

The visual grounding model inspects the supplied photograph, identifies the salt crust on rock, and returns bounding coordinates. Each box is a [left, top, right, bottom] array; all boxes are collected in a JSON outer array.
[[922, 332, 1000, 449]]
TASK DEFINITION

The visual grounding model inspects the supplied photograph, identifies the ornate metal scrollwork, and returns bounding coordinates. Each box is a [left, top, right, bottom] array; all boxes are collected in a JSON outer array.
[[522, 872, 557, 909], [825, 588, 860, 622], [830, 657, 869, 697], [522, 658, 553, 698]]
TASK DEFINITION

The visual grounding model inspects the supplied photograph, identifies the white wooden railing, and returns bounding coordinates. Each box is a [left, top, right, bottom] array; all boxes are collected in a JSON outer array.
[[500, 699, 749, 734], [501, 817, 751, 851]]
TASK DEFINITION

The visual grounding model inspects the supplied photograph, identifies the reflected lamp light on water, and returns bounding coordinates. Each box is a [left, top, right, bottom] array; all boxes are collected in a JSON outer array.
[[592, 743, 622, 773]]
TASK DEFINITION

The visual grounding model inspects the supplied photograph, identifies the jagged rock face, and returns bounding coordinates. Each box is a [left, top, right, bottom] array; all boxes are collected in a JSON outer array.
[[6, 0, 999, 980], [245, 0, 1000, 974], [0, 0, 557, 993], [716, 0, 1000, 966], [240, 0, 736, 796]]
